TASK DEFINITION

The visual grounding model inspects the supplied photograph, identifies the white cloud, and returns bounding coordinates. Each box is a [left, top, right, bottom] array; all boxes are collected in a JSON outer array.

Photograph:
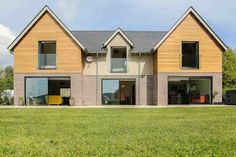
[[0, 25, 15, 40], [0, 24, 15, 67]]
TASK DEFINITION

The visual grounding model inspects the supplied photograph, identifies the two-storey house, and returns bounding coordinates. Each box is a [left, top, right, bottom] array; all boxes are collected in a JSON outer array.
[[8, 6, 227, 106]]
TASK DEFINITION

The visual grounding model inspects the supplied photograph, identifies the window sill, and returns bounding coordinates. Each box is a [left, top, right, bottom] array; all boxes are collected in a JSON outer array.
[[110, 71, 128, 73], [110, 68, 127, 73], [181, 67, 199, 70], [38, 66, 57, 70]]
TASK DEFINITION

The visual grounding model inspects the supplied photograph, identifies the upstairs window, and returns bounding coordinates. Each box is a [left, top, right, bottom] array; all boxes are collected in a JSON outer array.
[[38, 41, 56, 69], [110, 47, 127, 73], [182, 42, 199, 69]]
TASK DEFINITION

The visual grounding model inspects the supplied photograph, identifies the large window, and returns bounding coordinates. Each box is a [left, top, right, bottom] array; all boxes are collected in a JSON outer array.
[[168, 77, 212, 105], [110, 47, 127, 72], [102, 80, 135, 105], [182, 42, 199, 69], [25, 77, 71, 105], [38, 41, 56, 69]]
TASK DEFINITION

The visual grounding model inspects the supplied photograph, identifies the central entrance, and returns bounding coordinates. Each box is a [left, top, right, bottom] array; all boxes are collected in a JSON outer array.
[[102, 79, 136, 105]]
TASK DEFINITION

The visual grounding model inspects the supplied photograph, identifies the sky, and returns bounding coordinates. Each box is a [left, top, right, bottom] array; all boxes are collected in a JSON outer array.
[[0, 0, 235, 67]]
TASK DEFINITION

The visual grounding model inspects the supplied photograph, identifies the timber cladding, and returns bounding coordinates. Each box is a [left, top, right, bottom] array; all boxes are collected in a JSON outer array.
[[13, 12, 83, 74], [156, 13, 223, 73]]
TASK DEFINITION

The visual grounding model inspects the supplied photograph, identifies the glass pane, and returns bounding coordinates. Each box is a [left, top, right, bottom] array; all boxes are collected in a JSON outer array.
[[111, 48, 127, 72], [38, 54, 56, 68], [111, 48, 126, 58], [182, 42, 199, 68], [39, 42, 56, 54], [102, 80, 119, 105], [38, 41, 56, 69], [111, 58, 127, 72], [120, 81, 136, 105], [26, 78, 48, 105], [189, 78, 211, 104]]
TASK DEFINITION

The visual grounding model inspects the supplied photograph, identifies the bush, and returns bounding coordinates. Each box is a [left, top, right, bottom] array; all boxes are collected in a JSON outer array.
[[0, 90, 14, 105]]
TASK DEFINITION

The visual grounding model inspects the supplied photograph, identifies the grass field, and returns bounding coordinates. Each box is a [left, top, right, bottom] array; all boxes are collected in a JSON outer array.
[[0, 107, 235, 157]]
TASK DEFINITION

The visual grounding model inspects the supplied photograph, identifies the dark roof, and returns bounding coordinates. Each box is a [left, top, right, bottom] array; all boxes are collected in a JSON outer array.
[[71, 31, 167, 53]]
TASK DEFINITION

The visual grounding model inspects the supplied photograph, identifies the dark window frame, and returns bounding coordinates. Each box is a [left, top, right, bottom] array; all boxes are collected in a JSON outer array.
[[101, 79, 136, 105], [167, 76, 213, 105], [38, 41, 57, 69], [181, 41, 199, 69], [110, 46, 127, 73], [24, 76, 71, 105]]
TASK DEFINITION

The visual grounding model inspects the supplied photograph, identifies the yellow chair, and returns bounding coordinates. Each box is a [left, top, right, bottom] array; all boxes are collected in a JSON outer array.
[[46, 96, 63, 105]]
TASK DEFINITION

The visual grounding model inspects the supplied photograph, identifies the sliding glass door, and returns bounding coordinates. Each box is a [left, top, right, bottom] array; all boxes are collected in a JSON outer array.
[[168, 76, 212, 105], [102, 79, 136, 105], [25, 77, 71, 105]]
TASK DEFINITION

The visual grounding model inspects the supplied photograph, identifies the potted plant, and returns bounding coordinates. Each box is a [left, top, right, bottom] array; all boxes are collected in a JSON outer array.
[[212, 90, 219, 105], [18, 97, 24, 106], [69, 97, 75, 106]]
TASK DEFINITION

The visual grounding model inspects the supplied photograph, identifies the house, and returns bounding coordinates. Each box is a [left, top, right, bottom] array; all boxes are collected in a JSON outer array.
[[8, 5, 227, 106]]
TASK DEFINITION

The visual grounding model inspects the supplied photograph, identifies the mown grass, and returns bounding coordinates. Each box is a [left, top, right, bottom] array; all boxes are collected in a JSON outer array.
[[223, 86, 236, 92], [0, 107, 235, 157]]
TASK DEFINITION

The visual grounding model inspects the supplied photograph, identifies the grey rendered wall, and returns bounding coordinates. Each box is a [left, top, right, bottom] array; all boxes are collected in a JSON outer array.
[[14, 74, 24, 105], [82, 75, 97, 105], [152, 74, 158, 105], [140, 75, 153, 105]]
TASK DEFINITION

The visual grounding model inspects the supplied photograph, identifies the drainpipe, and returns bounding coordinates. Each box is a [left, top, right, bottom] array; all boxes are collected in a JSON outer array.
[[96, 52, 98, 105], [138, 52, 141, 105]]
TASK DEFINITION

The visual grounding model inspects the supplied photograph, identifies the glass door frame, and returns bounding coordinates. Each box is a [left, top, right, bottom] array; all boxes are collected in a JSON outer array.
[[167, 76, 213, 105], [24, 76, 71, 105], [101, 79, 136, 105]]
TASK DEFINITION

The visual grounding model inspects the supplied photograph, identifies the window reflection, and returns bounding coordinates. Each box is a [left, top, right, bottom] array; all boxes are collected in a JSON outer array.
[[102, 80, 119, 105], [26, 78, 48, 105]]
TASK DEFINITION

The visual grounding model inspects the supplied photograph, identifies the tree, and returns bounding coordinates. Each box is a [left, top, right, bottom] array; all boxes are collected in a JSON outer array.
[[0, 66, 14, 105], [223, 48, 236, 89], [3, 66, 13, 90], [0, 69, 5, 94]]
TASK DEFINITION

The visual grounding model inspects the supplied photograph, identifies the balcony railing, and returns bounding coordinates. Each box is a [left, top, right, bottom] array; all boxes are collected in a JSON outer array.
[[38, 54, 56, 69], [111, 58, 127, 73]]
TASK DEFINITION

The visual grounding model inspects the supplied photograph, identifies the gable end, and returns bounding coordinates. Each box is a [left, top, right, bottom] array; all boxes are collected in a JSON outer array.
[[153, 7, 227, 52], [8, 5, 85, 52]]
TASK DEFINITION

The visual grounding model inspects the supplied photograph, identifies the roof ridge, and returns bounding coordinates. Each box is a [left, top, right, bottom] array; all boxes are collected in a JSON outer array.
[[71, 30, 168, 32], [124, 30, 167, 32], [71, 30, 114, 32]]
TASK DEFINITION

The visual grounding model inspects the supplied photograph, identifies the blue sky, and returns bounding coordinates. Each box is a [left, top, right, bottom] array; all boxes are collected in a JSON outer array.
[[0, 0, 235, 66]]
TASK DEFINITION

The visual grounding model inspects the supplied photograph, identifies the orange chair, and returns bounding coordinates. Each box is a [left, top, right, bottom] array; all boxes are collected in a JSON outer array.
[[192, 95, 208, 104], [46, 96, 63, 105]]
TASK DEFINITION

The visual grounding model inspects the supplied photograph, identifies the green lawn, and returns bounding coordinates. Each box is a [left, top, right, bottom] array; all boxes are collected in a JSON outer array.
[[0, 107, 236, 157], [224, 86, 236, 93]]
